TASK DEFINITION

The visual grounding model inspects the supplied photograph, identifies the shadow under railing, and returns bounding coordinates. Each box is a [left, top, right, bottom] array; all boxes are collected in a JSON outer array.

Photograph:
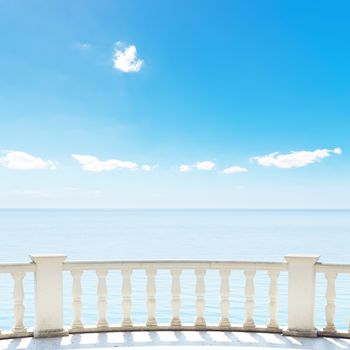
[[2, 331, 350, 350]]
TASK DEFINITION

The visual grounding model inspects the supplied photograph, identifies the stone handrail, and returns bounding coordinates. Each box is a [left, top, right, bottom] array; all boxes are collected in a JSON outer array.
[[0, 254, 349, 340], [63, 260, 287, 270]]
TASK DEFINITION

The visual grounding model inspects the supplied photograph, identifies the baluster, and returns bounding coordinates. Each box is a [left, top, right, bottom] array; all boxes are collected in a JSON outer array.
[[324, 271, 337, 333], [243, 269, 256, 329], [195, 268, 206, 327], [71, 269, 83, 330], [219, 269, 231, 327], [171, 269, 182, 326], [146, 268, 157, 327], [267, 270, 279, 329], [122, 268, 133, 327], [12, 271, 26, 334], [97, 269, 109, 329]]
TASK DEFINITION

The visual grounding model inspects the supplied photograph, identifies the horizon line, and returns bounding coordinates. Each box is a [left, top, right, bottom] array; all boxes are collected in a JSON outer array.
[[0, 207, 349, 210]]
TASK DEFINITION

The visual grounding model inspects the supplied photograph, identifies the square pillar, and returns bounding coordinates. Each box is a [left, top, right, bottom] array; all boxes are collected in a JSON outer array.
[[283, 254, 319, 337], [30, 255, 68, 338]]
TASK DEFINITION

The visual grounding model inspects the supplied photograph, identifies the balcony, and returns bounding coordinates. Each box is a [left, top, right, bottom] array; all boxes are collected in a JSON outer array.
[[0, 254, 349, 349]]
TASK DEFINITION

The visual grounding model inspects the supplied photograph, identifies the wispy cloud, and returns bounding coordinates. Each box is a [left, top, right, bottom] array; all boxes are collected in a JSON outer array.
[[253, 147, 342, 169], [63, 187, 102, 198], [113, 44, 144, 73], [179, 164, 192, 172], [222, 166, 248, 174], [75, 42, 92, 50], [72, 154, 138, 172], [179, 161, 216, 172], [0, 151, 57, 170]]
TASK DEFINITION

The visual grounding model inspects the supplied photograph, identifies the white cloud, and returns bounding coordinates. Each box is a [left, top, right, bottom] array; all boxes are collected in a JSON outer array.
[[72, 154, 138, 172], [179, 164, 191, 172], [141, 164, 158, 172], [195, 161, 216, 171], [334, 147, 342, 155], [179, 161, 216, 172], [0, 151, 56, 170], [223, 166, 248, 174], [113, 44, 144, 73], [253, 148, 342, 169]]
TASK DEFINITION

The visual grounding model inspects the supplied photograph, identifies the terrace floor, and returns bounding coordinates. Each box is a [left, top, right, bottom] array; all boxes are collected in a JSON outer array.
[[1, 331, 350, 350]]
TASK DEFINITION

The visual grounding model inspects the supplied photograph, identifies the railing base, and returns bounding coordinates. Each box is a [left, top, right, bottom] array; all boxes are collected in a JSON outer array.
[[0, 331, 33, 340], [318, 330, 347, 338], [2, 328, 350, 341], [34, 328, 69, 338], [282, 328, 318, 338], [68, 324, 283, 334]]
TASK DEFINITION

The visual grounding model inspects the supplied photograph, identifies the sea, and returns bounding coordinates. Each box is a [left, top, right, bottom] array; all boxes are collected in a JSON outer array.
[[0, 209, 349, 331]]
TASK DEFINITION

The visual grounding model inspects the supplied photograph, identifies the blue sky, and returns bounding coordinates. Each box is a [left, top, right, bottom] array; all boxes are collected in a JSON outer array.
[[0, 0, 349, 208]]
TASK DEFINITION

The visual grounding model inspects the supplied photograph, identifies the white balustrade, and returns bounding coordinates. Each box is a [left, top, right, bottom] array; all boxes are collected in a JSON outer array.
[[267, 270, 280, 329], [71, 269, 83, 330], [3, 254, 350, 340], [171, 269, 182, 327], [96, 269, 109, 329], [195, 268, 206, 327], [323, 271, 337, 333], [243, 269, 256, 329], [146, 268, 157, 327], [219, 269, 231, 327], [11, 271, 26, 334], [0, 264, 35, 338], [121, 268, 133, 327]]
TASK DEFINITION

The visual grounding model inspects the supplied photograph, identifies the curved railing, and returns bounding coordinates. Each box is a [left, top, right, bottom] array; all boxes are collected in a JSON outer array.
[[64, 260, 286, 333], [0, 255, 349, 340]]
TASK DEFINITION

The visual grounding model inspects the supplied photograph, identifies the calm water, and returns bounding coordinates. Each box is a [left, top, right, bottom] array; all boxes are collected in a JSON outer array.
[[0, 209, 349, 331]]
